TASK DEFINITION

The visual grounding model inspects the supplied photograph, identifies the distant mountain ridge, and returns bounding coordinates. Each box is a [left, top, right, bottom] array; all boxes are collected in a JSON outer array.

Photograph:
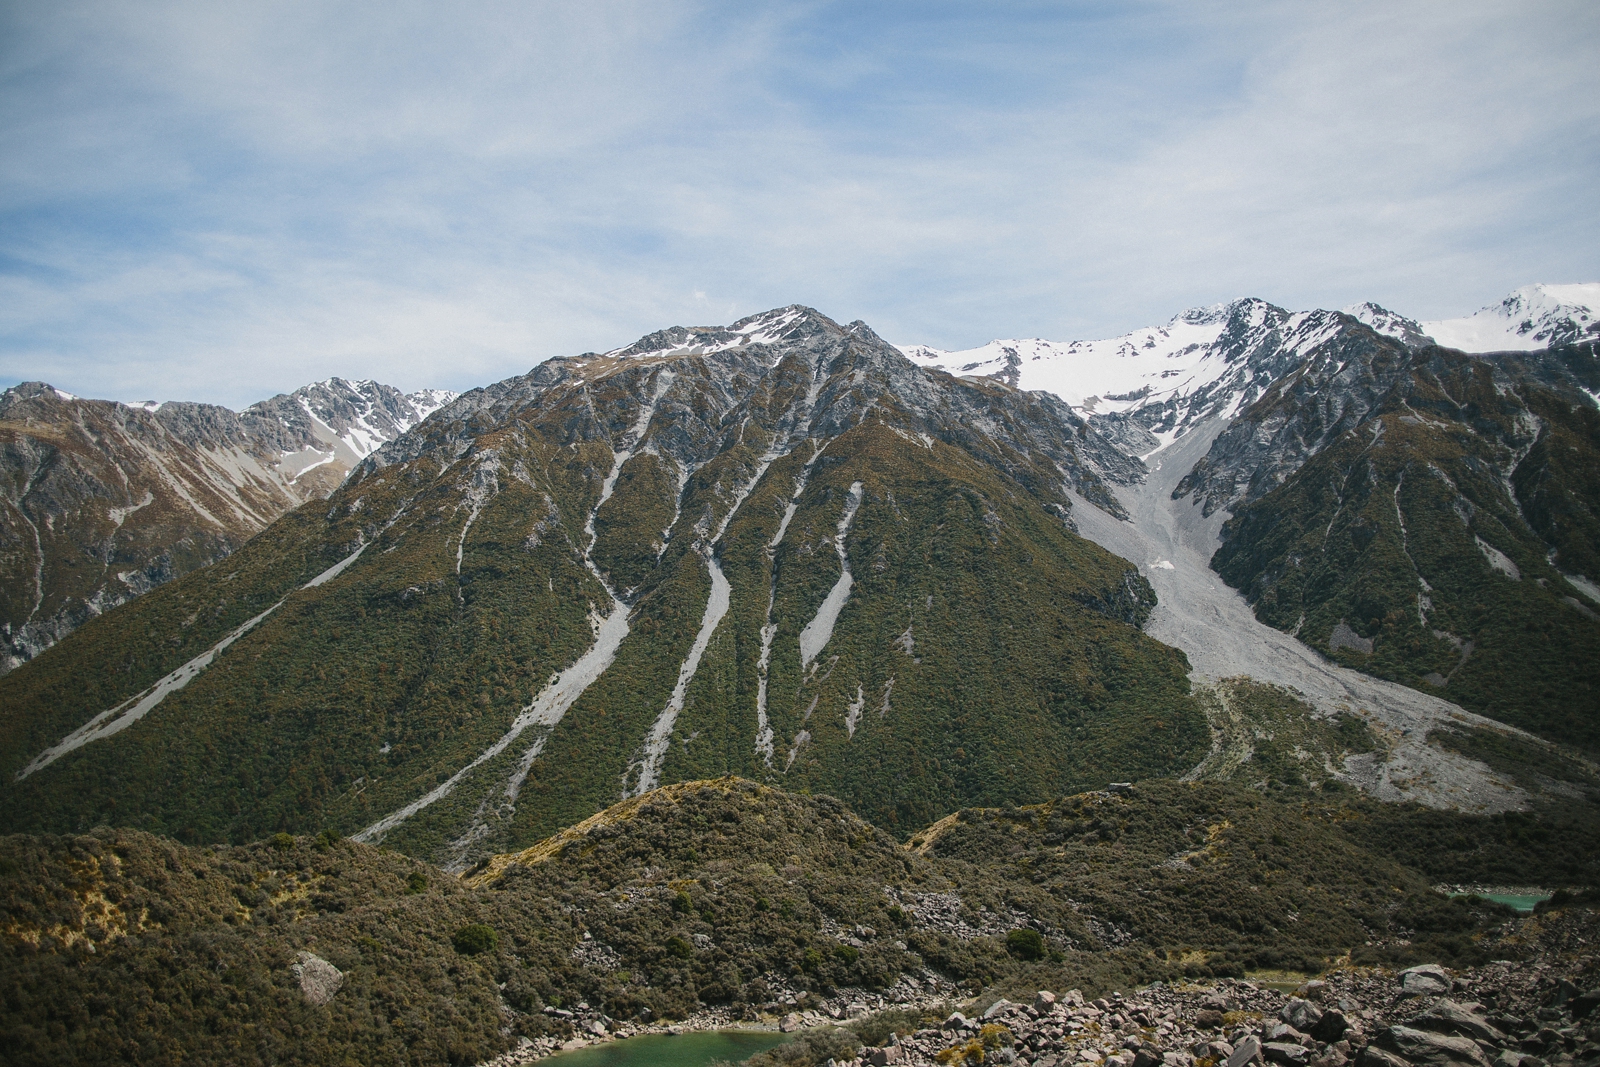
[[902, 283, 1599, 425], [0, 377, 455, 671]]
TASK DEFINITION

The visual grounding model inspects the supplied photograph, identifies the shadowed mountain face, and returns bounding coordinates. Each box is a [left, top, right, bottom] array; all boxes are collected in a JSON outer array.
[[0, 378, 453, 672], [1200, 340, 1600, 748], [0, 308, 1207, 868]]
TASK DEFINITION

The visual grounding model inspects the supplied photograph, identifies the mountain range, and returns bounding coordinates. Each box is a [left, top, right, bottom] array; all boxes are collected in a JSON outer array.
[[0, 284, 1596, 877], [0, 378, 455, 672]]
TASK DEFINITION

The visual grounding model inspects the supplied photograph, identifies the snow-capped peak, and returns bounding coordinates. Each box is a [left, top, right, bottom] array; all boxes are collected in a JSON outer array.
[[1420, 282, 1600, 352], [1341, 302, 1432, 349], [897, 297, 1280, 415]]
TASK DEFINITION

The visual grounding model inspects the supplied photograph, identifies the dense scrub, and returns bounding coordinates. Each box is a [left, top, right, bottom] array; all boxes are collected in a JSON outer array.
[[3, 777, 1567, 1066]]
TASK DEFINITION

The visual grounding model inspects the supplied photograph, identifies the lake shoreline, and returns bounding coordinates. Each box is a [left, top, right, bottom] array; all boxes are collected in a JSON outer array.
[[477, 986, 961, 1067]]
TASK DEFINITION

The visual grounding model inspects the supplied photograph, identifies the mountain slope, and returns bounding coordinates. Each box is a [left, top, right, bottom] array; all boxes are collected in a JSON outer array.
[[0, 378, 453, 672], [1207, 341, 1600, 748], [0, 308, 1206, 869], [905, 288, 1600, 759]]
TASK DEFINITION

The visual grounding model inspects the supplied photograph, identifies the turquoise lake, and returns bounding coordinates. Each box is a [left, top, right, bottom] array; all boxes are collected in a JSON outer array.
[[544, 1030, 790, 1067], [1449, 892, 1549, 913]]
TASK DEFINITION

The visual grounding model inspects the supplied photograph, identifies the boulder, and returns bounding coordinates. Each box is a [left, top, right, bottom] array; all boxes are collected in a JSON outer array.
[[1400, 966, 1453, 998], [1227, 1035, 1264, 1067], [1570, 991, 1600, 1020], [780, 1013, 804, 1033], [1197, 1010, 1227, 1030], [1134, 1050, 1163, 1067], [1313, 1011, 1353, 1044], [1037, 991, 1060, 1013], [1407, 1001, 1508, 1045], [987, 1000, 1021, 1019], [1300, 981, 1329, 1003], [943, 1013, 971, 1032], [1357, 1048, 1411, 1067], [1378, 1025, 1491, 1067], [1283, 1000, 1326, 1032], [1265, 1042, 1311, 1066], [291, 951, 343, 1006], [1267, 1023, 1313, 1046], [866, 1047, 905, 1066]]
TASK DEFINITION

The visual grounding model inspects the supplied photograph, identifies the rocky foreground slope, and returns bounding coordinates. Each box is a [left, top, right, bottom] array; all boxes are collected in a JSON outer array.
[[739, 945, 1600, 1067], [1, 778, 1595, 1067]]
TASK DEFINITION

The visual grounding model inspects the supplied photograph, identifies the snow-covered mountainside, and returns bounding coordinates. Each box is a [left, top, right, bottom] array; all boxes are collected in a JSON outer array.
[[246, 378, 456, 492], [904, 284, 1599, 419], [904, 300, 1368, 456], [0, 378, 456, 671]]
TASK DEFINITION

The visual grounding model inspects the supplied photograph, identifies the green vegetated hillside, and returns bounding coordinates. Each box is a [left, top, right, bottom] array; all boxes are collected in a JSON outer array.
[[0, 308, 1205, 869], [1210, 341, 1600, 749], [7, 776, 1590, 1067]]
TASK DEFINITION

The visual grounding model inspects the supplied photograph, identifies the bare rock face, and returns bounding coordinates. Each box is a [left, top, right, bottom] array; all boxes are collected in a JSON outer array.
[[291, 950, 343, 1006], [1375, 1025, 1490, 1067], [1400, 965, 1453, 998]]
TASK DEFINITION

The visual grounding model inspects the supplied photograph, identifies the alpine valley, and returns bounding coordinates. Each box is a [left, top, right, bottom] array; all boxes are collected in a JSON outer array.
[[2, 285, 1598, 1067]]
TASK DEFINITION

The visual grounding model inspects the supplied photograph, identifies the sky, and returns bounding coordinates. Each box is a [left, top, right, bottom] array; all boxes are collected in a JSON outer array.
[[2, 0, 1598, 408]]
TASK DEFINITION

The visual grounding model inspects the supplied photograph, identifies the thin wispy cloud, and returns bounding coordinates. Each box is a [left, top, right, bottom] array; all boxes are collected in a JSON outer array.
[[2, 0, 1596, 407]]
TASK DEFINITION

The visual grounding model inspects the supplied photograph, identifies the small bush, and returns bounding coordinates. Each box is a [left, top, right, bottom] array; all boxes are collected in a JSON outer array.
[[1004, 928, 1045, 960], [938, 1038, 985, 1065], [833, 944, 860, 965], [665, 935, 693, 959], [744, 1026, 861, 1067], [452, 923, 499, 955], [979, 1023, 1014, 1049], [406, 871, 428, 894], [672, 890, 693, 914], [269, 832, 295, 851]]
